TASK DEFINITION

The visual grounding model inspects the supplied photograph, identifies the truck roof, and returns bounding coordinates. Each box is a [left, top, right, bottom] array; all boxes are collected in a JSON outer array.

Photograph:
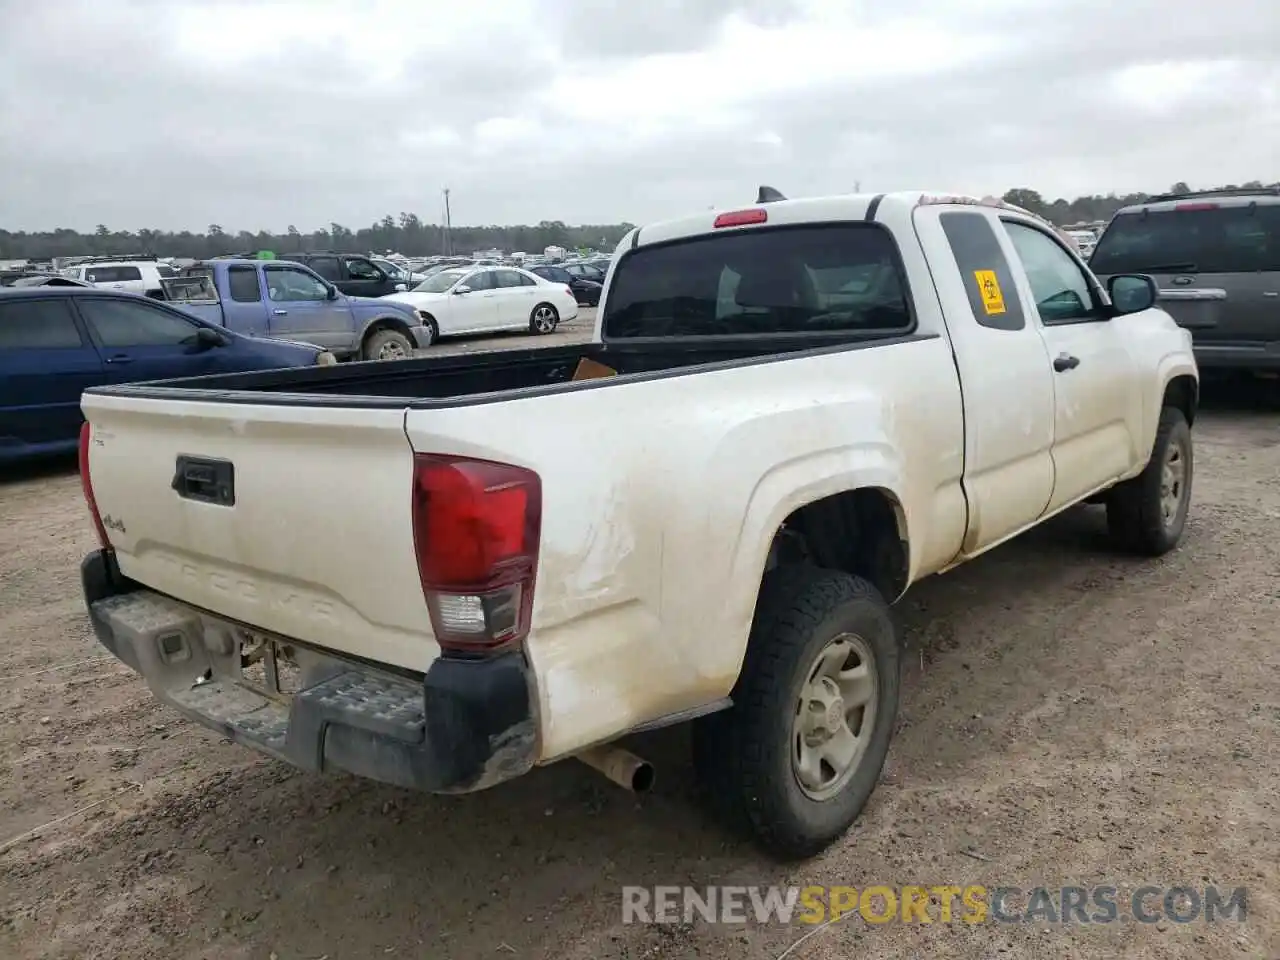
[[1113, 187, 1280, 216], [628, 190, 1062, 249]]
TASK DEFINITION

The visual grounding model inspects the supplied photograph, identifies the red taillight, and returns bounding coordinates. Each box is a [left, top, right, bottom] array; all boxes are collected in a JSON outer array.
[[1175, 202, 1218, 211], [411, 454, 541, 656], [78, 422, 110, 548], [564, 285, 574, 296], [714, 208, 768, 228]]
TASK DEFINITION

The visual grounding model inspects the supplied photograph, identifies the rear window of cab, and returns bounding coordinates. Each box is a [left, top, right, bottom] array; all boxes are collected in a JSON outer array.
[[602, 223, 913, 339]]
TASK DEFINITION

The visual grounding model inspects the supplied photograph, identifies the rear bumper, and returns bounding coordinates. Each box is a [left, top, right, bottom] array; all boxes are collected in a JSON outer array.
[[81, 550, 537, 793]]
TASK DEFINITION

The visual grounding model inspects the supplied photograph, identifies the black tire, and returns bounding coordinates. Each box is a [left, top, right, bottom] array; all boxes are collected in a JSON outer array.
[[362, 327, 414, 362], [1106, 406, 1193, 555], [529, 303, 559, 335], [692, 565, 900, 860]]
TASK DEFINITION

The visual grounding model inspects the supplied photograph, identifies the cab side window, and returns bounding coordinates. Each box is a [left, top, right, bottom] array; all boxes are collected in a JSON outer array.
[[264, 267, 329, 302], [1002, 221, 1097, 324], [939, 211, 1026, 331], [343, 257, 381, 281]]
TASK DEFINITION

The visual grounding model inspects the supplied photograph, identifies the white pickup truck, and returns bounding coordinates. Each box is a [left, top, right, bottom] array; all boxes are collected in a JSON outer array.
[[78, 190, 1198, 859]]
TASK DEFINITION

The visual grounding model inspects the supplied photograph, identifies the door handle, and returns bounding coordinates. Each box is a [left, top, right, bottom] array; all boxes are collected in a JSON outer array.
[[1265, 292, 1278, 298], [104, 355, 133, 364], [273, 309, 288, 315], [1053, 353, 1080, 372]]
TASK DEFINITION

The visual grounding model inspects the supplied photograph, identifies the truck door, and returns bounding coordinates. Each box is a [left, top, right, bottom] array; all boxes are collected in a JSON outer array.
[[262, 264, 352, 349], [75, 296, 227, 384], [997, 217, 1144, 512], [916, 205, 1056, 555]]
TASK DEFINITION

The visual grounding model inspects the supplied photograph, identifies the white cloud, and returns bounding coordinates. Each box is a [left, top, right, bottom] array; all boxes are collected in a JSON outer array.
[[0, 0, 1275, 231]]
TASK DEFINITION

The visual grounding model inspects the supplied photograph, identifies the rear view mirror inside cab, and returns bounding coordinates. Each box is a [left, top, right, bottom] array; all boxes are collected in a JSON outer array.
[[1107, 274, 1158, 315]]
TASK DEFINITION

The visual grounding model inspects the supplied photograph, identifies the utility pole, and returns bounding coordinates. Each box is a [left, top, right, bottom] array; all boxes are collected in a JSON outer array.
[[442, 188, 452, 256]]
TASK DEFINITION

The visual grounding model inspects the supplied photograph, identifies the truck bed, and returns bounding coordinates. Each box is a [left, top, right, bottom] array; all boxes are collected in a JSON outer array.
[[86, 336, 906, 406]]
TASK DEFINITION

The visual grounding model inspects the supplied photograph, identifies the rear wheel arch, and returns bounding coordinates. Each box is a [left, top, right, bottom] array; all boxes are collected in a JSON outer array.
[[763, 487, 911, 604]]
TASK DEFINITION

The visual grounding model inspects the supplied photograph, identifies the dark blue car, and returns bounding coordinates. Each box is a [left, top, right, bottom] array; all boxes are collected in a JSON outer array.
[[0, 286, 333, 463]]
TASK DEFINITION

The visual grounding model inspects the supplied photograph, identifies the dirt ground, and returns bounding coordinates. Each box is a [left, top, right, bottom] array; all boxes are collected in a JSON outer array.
[[0, 334, 1276, 959]]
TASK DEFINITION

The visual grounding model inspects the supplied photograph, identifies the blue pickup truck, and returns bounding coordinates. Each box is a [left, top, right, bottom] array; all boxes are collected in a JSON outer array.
[[163, 258, 431, 360]]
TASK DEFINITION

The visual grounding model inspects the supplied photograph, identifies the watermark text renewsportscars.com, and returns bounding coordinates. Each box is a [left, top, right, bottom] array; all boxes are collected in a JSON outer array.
[[622, 884, 1248, 926]]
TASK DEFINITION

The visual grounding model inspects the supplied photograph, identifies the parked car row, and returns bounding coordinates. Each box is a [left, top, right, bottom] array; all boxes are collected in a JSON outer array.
[[165, 259, 429, 360], [60, 257, 177, 298], [0, 250, 591, 464]]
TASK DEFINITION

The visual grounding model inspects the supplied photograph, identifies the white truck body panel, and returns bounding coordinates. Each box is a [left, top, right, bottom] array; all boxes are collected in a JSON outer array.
[[83, 395, 438, 670], [80, 191, 1198, 768]]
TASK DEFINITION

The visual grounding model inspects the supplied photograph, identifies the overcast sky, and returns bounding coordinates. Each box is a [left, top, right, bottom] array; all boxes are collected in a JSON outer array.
[[1, 0, 1276, 232]]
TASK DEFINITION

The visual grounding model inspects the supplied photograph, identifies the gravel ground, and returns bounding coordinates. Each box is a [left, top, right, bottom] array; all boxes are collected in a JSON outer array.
[[0, 344, 1276, 960]]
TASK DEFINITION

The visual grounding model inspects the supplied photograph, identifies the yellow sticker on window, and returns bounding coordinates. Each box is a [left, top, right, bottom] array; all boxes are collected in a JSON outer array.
[[974, 269, 1006, 315]]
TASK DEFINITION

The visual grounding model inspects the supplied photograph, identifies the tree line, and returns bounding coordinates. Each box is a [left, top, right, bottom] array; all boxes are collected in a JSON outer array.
[[0, 215, 637, 261], [2, 181, 1275, 261]]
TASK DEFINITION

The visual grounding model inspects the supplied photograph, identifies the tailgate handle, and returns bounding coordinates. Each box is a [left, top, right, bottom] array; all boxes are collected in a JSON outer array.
[[172, 456, 235, 506]]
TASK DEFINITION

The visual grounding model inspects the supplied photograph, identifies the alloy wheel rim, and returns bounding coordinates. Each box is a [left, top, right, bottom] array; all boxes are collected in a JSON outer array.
[[1160, 440, 1187, 527]]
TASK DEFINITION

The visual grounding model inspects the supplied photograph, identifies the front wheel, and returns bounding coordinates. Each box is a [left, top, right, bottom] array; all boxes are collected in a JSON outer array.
[[416, 316, 438, 349], [529, 303, 559, 335], [362, 328, 414, 361], [1106, 406, 1193, 555], [692, 566, 900, 860]]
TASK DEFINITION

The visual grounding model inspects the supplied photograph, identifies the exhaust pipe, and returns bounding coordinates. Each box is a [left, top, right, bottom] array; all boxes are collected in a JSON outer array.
[[576, 744, 655, 793]]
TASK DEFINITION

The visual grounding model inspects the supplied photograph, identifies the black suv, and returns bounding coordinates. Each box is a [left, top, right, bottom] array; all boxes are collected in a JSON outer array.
[[1090, 188, 1280, 373], [275, 252, 403, 298]]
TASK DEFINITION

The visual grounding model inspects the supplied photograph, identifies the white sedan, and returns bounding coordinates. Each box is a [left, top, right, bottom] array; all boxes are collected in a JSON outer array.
[[381, 265, 578, 345]]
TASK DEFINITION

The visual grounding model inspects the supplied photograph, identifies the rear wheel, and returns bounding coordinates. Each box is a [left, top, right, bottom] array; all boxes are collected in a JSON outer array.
[[530, 303, 559, 335], [692, 565, 900, 860], [362, 328, 414, 361], [1106, 406, 1193, 555]]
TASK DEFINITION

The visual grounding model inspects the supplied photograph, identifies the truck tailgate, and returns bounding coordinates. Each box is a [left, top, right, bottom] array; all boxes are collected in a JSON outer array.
[[81, 392, 437, 671]]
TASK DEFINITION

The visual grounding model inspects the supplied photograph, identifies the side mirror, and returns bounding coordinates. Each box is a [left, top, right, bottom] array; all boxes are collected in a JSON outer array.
[[1107, 274, 1158, 316], [394, 283, 407, 292], [453, 284, 472, 295], [194, 327, 227, 349], [326, 285, 339, 300]]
